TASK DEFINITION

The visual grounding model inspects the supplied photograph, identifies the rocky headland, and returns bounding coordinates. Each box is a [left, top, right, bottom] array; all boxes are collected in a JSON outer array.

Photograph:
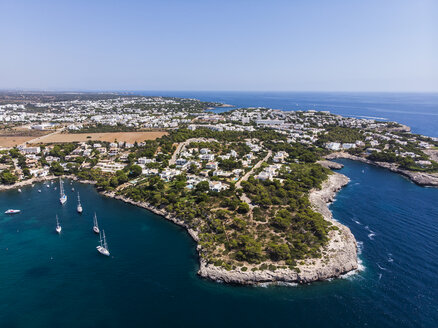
[[325, 152, 438, 187], [103, 172, 359, 285]]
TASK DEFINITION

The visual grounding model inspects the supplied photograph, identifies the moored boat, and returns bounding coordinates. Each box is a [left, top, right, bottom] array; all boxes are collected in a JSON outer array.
[[77, 193, 83, 213], [93, 213, 100, 234], [96, 230, 110, 256], [55, 215, 62, 234], [59, 178, 67, 205], [5, 209, 20, 214]]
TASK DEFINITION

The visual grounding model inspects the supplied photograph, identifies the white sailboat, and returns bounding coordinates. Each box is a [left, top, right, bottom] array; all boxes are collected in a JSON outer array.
[[77, 193, 83, 213], [55, 215, 62, 234], [59, 178, 67, 205], [93, 213, 100, 234], [97, 230, 110, 256], [5, 209, 20, 214]]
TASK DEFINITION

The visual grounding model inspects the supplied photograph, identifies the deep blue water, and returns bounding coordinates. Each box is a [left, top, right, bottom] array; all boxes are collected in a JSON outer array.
[[137, 91, 438, 137], [0, 165, 437, 327], [1, 92, 438, 327]]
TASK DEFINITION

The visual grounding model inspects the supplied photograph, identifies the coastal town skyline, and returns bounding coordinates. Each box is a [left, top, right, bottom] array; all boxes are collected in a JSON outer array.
[[1, 0, 437, 92], [1, 1, 437, 327]]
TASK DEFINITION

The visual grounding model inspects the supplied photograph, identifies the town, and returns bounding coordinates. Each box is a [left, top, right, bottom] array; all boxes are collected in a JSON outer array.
[[0, 93, 437, 279]]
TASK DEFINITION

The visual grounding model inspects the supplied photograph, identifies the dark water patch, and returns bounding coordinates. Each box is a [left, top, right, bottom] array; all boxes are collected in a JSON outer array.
[[25, 265, 51, 278]]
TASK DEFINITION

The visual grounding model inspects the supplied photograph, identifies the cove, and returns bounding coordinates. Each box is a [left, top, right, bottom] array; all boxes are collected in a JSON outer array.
[[0, 159, 437, 327]]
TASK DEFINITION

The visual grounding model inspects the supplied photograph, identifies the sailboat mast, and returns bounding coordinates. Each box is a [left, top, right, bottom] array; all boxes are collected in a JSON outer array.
[[103, 231, 108, 249]]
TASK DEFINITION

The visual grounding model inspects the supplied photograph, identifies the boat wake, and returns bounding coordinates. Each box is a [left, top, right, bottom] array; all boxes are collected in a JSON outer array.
[[387, 253, 394, 263], [365, 226, 376, 240], [377, 263, 388, 271]]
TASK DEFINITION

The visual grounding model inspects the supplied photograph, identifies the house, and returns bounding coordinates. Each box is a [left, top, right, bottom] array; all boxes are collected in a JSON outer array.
[[342, 143, 356, 150], [108, 148, 118, 156], [21, 146, 41, 154], [273, 151, 288, 163], [209, 181, 228, 192], [95, 160, 125, 173], [159, 169, 181, 181], [176, 158, 188, 166], [205, 161, 218, 170], [325, 142, 341, 151], [138, 157, 155, 165], [200, 153, 215, 161]]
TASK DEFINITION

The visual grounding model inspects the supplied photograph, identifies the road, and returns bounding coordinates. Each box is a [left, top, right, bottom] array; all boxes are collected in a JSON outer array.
[[169, 138, 217, 165], [235, 150, 272, 189]]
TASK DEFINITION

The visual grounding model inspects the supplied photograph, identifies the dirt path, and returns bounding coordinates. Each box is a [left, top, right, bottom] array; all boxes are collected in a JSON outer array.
[[235, 150, 272, 189]]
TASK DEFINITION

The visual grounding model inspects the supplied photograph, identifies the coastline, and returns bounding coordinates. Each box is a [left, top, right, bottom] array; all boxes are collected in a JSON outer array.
[[325, 152, 438, 187], [0, 171, 359, 286], [103, 172, 359, 285]]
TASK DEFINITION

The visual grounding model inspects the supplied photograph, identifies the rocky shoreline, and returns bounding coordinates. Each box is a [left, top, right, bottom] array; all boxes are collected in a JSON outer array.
[[0, 172, 359, 286], [326, 152, 438, 187], [103, 173, 358, 286]]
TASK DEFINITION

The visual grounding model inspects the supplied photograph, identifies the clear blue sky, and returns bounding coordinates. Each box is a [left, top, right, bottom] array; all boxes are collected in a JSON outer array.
[[0, 0, 437, 92]]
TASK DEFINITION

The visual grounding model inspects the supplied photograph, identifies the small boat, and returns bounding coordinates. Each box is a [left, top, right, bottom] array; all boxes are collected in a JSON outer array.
[[93, 213, 100, 234], [5, 209, 20, 214], [55, 215, 62, 234], [59, 178, 67, 205], [77, 192, 83, 213], [18, 189, 22, 193], [72, 187, 75, 192], [96, 230, 110, 256], [38, 189, 41, 193], [46, 184, 50, 188]]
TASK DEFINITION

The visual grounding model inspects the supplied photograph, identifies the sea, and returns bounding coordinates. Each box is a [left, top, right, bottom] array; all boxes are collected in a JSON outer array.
[[0, 92, 437, 327]]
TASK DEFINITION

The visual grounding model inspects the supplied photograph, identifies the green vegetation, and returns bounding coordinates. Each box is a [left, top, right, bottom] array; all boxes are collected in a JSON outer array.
[[0, 170, 18, 184], [119, 159, 332, 270]]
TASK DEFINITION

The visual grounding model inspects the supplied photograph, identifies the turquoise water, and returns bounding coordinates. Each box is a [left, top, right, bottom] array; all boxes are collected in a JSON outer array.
[[0, 161, 437, 327], [1, 92, 438, 327]]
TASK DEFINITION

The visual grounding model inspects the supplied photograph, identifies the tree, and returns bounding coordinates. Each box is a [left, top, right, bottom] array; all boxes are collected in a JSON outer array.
[[116, 170, 128, 184], [195, 181, 210, 193], [0, 170, 18, 185], [237, 202, 250, 214], [129, 164, 142, 178], [50, 162, 64, 176]]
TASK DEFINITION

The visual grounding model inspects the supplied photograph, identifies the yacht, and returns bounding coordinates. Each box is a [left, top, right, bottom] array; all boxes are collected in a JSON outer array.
[[55, 215, 62, 234], [5, 209, 20, 214], [93, 213, 100, 234], [96, 230, 110, 256], [59, 178, 67, 205], [77, 193, 83, 213]]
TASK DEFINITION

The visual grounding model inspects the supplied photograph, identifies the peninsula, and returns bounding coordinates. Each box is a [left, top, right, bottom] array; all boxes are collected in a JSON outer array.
[[1, 92, 437, 285]]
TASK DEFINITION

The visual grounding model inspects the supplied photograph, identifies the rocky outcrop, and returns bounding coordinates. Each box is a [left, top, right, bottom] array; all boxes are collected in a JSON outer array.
[[198, 173, 358, 285], [326, 152, 438, 187], [317, 160, 344, 170], [101, 174, 358, 286]]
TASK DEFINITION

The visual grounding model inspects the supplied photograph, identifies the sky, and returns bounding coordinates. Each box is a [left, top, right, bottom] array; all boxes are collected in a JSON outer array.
[[0, 0, 437, 92]]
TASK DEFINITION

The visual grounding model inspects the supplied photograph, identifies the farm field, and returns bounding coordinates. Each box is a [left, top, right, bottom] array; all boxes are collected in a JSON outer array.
[[28, 131, 168, 144], [0, 128, 51, 147]]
